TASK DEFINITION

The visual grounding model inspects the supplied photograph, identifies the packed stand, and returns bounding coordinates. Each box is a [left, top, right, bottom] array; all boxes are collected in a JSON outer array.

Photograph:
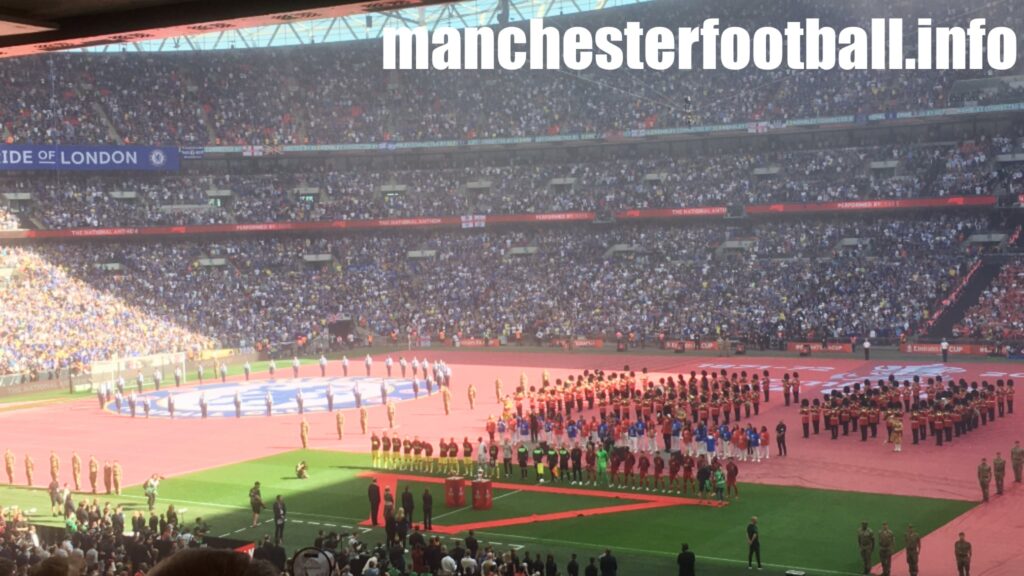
[[0, 207, 18, 231], [8, 136, 1012, 230], [80, 55, 210, 146], [0, 58, 109, 145], [0, 0, 1021, 146], [0, 245, 215, 377], [0, 216, 980, 375], [955, 264, 1024, 341], [0, 495, 230, 576], [992, 133, 1024, 197], [8, 174, 232, 229]]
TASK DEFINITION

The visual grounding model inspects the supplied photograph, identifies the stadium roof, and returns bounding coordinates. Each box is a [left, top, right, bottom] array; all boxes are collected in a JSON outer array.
[[0, 0, 448, 58], [73, 0, 649, 53]]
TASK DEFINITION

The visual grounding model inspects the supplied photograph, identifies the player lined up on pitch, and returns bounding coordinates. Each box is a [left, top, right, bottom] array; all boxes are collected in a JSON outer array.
[[369, 431, 743, 500], [355, 367, 785, 498]]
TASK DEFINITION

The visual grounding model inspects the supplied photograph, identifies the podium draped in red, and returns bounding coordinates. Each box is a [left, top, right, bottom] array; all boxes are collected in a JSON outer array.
[[444, 476, 466, 507], [472, 479, 493, 510]]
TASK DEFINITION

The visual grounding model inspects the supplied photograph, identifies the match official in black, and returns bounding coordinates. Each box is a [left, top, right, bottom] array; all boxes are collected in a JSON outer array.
[[747, 516, 762, 570], [368, 479, 381, 526], [677, 543, 695, 576], [422, 487, 433, 530], [775, 421, 788, 456]]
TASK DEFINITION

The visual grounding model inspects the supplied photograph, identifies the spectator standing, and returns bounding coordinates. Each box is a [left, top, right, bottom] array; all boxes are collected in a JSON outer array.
[[599, 549, 618, 576], [567, 553, 580, 576]]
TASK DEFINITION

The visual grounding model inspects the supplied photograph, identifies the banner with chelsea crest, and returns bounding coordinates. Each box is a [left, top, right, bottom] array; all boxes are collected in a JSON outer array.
[[0, 145, 180, 171]]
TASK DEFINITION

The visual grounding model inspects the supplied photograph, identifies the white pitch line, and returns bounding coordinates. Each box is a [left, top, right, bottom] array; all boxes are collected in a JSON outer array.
[[471, 530, 860, 576], [219, 519, 272, 538], [113, 493, 365, 522], [117, 482, 858, 574], [431, 505, 471, 522], [491, 489, 521, 503]]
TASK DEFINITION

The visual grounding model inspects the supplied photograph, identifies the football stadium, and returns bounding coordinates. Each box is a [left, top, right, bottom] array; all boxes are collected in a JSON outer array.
[[0, 1, 1023, 576]]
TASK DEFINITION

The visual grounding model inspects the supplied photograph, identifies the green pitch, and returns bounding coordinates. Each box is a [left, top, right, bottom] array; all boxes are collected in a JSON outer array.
[[0, 450, 972, 576]]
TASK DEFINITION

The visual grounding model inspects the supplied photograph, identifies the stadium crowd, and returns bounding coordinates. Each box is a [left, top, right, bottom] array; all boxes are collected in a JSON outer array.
[[1, 215, 987, 376], [0, 488, 617, 576], [0, 497, 287, 576], [0, 245, 215, 377], [956, 264, 1024, 341], [5, 134, 1021, 229], [0, 0, 1021, 147], [0, 0, 1021, 574], [0, 208, 18, 231], [258, 532, 614, 576]]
